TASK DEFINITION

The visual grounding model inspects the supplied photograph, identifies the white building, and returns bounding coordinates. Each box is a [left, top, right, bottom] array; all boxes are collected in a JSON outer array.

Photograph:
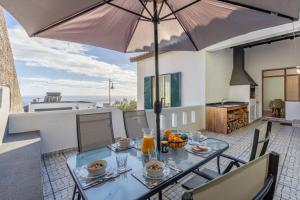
[[28, 92, 97, 112], [28, 101, 97, 112], [132, 22, 300, 129]]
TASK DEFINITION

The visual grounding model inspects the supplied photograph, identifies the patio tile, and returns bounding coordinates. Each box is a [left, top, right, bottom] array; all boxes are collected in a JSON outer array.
[[43, 193, 55, 200], [48, 167, 71, 182], [51, 176, 75, 193], [54, 186, 74, 200], [46, 162, 68, 173], [63, 149, 78, 159], [43, 181, 53, 196]]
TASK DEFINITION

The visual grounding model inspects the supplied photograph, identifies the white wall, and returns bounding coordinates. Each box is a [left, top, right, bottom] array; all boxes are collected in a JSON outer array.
[[205, 49, 233, 103], [245, 37, 300, 119], [286, 102, 300, 121], [137, 51, 206, 110], [229, 85, 250, 102], [0, 86, 10, 144], [146, 105, 205, 132], [8, 108, 126, 153]]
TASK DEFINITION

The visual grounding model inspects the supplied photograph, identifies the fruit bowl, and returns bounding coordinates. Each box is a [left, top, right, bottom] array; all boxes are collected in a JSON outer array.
[[168, 140, 188, 148], [162, 130, 188, 149]]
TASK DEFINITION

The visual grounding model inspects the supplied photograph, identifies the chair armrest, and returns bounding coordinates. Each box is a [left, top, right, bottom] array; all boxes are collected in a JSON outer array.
[[252, 175, 274, 200], [193, 170, 214, 181], [220, 154, 247, 165]]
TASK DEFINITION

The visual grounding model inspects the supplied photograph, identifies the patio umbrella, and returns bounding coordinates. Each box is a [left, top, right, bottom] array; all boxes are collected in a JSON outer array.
[[1, 0, 300, 151]]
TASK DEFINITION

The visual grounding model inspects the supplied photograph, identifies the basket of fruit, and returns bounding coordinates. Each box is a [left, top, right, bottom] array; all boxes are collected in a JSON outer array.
[[162, 129, 188, 148]]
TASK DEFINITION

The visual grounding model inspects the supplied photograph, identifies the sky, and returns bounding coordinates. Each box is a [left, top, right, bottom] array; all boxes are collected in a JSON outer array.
[[4, 10, 139, 97]]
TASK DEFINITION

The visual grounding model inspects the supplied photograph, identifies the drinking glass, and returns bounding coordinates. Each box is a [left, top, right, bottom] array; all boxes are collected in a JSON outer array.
[[188, 133, 194, 145], [116, 153, 128, 173], [134, 135, 142, 149], [148, 150, 157, 161]]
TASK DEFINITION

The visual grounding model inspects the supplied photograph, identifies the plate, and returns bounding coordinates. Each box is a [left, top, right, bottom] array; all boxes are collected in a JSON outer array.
[[143, 167, 170, 180], [77, 166, 111, 180], [191, 146, 212, 154]]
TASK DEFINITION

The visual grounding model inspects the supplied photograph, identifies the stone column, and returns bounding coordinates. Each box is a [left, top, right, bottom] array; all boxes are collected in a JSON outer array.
[[0, 7, 23, 112]]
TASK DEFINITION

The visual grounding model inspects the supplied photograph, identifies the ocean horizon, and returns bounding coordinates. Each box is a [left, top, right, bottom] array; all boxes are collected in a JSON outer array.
[[22, 95, 136, 106]]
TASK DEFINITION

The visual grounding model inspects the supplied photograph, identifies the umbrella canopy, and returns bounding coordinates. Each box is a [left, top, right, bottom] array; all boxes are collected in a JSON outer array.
[[1, 0, 300, 151], [1, 0, 299, 52]]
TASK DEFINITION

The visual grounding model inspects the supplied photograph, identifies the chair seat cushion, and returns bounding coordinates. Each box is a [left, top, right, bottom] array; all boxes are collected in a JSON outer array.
[[182, 175, 209, 190], [182, 168, 221, 190]]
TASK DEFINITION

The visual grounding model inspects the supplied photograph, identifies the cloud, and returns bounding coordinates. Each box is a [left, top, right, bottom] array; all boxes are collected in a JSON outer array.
[[20, 76, 136, 96], [7, 26, 137, 95]]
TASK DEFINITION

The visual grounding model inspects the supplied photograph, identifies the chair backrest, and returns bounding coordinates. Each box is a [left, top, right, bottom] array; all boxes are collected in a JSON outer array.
[[123, 110, 149, 139], [272, 99, 283, 108], [249, 121, 272, 161], [183, 152, 279, 200], [76, 112, 114, 153]]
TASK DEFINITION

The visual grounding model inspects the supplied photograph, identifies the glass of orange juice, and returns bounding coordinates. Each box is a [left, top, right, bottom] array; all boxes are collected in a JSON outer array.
[[141, 128, 155, 154]]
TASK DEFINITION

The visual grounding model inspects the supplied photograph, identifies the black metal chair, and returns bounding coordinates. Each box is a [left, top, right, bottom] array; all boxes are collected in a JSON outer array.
[[182, 121, 272, 190], [123, 110, 149, 139], [72, 112, 115, 200], [182, 152, 279, 200]]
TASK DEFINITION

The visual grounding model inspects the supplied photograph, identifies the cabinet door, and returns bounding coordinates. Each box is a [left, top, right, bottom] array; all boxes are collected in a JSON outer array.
[[215, 109, 227, 134]]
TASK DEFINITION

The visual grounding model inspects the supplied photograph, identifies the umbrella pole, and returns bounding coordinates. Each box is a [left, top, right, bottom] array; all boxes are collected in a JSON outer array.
[[153, 1, 161, 152]]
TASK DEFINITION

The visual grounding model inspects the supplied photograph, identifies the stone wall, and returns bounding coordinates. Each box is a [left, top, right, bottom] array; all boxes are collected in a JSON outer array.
[[0, 7, 23, 113]]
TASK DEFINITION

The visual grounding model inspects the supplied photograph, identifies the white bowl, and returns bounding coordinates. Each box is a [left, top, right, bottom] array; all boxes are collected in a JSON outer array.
[[145, 160, 165, 178], [118, 138, 131, 148], [87, 160, 107, 176]]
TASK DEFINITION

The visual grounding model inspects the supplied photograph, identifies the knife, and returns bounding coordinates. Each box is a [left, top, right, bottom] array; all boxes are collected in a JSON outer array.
[[83, 173, 120, 190]]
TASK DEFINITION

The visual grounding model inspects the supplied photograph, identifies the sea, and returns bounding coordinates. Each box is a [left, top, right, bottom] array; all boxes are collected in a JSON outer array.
[[22, 96, 135, 107]]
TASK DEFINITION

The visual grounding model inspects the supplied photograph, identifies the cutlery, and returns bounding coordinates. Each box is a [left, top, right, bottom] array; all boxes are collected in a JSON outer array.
[[83, 168, 132, 190], [168, 164, 183, 172], [83, 173, 120, 190], [164, 158, 182, 173]]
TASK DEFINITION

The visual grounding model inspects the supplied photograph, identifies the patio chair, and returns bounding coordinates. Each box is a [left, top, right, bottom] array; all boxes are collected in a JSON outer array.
[[76, 112, 115, 152], [270, 99, 284, 117], [182, 152, 279, 200], [182, 121, 272, 190], [123, 110, 149, 139], [73, 112, 115, 200]]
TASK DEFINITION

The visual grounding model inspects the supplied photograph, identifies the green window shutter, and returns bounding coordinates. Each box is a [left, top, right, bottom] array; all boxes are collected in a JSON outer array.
[[171, 72, 181, 107], [144, 76, 153, 109]]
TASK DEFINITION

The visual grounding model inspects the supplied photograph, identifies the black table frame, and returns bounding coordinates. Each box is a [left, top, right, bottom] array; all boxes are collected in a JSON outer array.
[[67, 138, 229, 200]]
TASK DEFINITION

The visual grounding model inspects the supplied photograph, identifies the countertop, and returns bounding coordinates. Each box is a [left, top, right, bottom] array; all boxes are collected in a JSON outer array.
[[206, 101, 248, 108]]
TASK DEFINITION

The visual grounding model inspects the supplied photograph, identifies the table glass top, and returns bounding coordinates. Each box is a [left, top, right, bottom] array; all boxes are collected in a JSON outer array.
[[67, 138, 229, 200]]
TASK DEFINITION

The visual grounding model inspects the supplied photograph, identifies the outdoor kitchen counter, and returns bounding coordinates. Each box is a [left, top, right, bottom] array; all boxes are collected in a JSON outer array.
[[206, 102, 248, 108], [206, 102, 249, 134]]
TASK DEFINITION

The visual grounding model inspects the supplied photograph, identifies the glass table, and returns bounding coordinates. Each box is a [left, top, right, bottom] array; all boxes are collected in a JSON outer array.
[[67, 138, 229, 200]]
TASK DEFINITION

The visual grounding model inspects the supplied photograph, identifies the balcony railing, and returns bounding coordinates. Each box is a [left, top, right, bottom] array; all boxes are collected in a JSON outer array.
[[8, 105, 205, 154]]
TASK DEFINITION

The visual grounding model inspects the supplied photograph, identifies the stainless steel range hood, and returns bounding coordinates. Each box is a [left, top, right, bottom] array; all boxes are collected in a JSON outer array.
[[230, 48, 257, 86]]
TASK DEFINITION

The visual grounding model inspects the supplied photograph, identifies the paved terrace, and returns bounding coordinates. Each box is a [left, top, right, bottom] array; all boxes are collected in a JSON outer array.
[[42, 121, 300, 200]]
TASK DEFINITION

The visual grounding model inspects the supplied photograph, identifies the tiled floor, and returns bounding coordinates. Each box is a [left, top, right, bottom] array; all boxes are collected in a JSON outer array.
[[42, 121, 300, 200]]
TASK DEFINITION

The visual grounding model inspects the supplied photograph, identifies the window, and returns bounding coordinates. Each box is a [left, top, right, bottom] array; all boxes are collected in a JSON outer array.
[[152, 74, 171, 108], [144, 72, 181, 109], [286, 75, 299, 101], [262, 67, 300, 102]]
